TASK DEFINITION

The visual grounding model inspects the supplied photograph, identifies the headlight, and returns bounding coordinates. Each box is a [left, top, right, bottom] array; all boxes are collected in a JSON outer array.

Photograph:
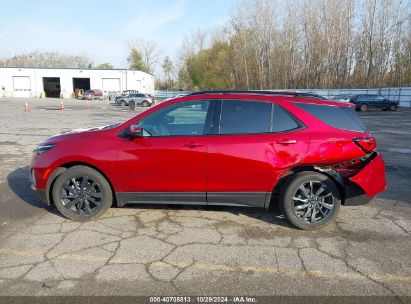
[[33, 144, 56, 157]]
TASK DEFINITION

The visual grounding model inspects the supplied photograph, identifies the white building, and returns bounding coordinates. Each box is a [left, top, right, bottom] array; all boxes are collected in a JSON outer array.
[[0, 67, 155, 99]]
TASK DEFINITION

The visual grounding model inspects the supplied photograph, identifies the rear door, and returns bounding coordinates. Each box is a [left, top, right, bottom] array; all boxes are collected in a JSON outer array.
[[375, 95, 387, 108], [206, 100, 310, 207], [135, 94, 145, 105]]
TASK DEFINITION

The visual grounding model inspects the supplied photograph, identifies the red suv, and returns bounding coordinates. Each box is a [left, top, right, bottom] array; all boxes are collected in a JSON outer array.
[[30, 91, 386, 230]]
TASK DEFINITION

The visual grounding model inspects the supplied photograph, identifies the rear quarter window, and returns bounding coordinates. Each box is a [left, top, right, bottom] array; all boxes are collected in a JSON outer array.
[[293, 103, 367, 132], [272, 104, 301, 132]]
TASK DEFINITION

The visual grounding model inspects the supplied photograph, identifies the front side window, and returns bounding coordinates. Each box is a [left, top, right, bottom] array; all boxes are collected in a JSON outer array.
[[219, 100, 271, 134], [139, 101, 210, 136]]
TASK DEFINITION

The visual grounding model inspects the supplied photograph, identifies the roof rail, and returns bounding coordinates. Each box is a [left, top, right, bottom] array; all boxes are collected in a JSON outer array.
[[187, 90, 327, 99]]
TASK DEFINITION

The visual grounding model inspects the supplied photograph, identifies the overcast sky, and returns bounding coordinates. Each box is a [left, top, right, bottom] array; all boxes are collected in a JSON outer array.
[[0, 0, 237, 72]]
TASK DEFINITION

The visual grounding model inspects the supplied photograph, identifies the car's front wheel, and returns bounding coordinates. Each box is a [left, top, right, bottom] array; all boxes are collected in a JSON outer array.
[[389, 104, 397, 111], [279, 171, 341, 230], [52, 166, 112, 221], [142, 100, 150, 107]]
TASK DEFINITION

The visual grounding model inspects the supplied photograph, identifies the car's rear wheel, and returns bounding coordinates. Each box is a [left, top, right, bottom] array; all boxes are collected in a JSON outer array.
[[279, 172, 341, 230], [360, 104, 368, 112], [52, 166, 112, 221], [142, 100, 150, 107], [389, 104, 397, 111]]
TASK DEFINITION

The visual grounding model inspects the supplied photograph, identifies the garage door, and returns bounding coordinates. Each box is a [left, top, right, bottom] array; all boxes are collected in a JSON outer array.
[[102, 78, 120, 94], [13, 76, 31, 97]]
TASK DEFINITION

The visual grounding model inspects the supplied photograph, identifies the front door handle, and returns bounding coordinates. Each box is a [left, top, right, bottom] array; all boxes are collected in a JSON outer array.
[[184, 142, 204, 148], [276, 139, 297, 145]]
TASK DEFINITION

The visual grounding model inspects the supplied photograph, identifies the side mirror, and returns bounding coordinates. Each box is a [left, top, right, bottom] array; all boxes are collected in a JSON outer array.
[[129, 124, 143, 138]]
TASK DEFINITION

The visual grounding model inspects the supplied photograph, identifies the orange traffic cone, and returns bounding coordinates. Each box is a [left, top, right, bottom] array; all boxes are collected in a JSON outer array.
[[23, 102, 30, 112], [60, 101, 64, 110]]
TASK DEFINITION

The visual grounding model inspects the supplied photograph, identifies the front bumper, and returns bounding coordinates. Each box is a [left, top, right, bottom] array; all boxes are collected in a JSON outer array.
[[343, 153, 386, 206], [30, 168, 49, 205]]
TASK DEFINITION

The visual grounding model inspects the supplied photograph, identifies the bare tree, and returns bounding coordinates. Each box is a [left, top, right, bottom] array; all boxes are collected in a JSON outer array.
[[127, 39, 161, 74], [0, 51, 92, 68], [176, 0, 411, 90]]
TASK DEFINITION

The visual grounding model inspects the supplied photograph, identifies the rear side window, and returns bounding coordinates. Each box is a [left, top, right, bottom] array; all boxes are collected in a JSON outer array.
[[272, 105, 300, 132], [219, 100, 271, 134], [293, 103, 367, 132]]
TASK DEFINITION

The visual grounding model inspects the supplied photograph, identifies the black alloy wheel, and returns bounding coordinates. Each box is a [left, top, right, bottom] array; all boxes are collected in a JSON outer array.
[[52, 166, 112, 221], [279, 171, 341, 230]]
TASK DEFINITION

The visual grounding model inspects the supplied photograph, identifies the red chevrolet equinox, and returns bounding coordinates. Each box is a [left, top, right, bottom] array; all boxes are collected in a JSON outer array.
[[30, 91, 386, 230]]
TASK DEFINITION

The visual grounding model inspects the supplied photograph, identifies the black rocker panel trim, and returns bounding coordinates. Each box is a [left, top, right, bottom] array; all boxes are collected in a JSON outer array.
[[207, 192, 269, 208], [116, 192, 270, 208], [116, 192, 206, 207]]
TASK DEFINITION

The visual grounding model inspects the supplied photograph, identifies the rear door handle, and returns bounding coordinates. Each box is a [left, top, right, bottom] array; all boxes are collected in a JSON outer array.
[[184, 142, 204, 148], [276, 139, 297, 145]]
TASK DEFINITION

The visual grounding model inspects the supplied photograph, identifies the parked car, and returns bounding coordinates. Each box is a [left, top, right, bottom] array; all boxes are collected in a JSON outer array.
[[349, 94, 399, 112], [115, 91, 136, 104], [128, 93, 154, 109], [116, 93, 152, 106], [330, 94, 353, 102], [31, 90, 386, 230], [81, 89, 103, 100]]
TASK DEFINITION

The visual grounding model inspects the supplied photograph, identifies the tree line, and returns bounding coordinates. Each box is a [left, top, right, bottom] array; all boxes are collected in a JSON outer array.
[[177, 0, 411, 90], [0, 51, 113, 69]]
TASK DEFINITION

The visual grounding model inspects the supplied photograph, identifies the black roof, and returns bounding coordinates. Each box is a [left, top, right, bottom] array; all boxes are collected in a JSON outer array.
[[188, 90, 327, 100]]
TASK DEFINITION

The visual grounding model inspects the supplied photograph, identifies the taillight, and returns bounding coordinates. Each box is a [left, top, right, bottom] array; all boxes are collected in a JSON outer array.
[[353, 137, 376, 153]]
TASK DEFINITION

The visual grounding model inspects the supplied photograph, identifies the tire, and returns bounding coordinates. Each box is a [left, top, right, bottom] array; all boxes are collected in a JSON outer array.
[[360, 104, 368, 112], [120, 100, 126, 106], [142, 100, 150, 107], [278, 171, 341, 230], [52, 166, 113, 221], [389, 104, 397, 111]]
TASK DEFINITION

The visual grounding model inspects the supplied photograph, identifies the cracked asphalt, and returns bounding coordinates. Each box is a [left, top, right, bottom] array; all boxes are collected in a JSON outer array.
[[0, 98, 410, 297]]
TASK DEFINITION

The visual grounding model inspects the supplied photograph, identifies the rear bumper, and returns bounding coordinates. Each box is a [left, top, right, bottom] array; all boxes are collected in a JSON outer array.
[[343, 153, 386, 206]]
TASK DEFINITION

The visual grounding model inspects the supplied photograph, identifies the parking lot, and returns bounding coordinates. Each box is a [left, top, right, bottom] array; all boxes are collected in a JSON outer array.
[[0, 98, 410, 298]]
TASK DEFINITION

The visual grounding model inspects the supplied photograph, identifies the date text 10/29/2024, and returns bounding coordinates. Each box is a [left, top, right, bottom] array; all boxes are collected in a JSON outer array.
[[149, 296, 257, 303]]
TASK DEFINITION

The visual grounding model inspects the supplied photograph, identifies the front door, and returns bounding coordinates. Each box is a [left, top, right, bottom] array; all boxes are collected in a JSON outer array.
[[117, 100, 214, 204]]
